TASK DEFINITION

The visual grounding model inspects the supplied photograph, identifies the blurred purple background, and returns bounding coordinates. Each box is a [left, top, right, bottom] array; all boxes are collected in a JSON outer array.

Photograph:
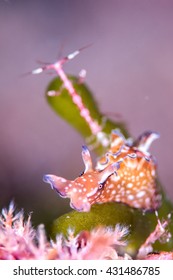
[[0, 0, 173, 228]]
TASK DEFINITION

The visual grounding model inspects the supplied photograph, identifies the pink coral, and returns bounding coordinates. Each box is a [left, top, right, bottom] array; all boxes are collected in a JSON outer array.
[[52, 226, 129, 260], [137, 213, 172, 259], [143, 252, 173, 260], [0, 202, 172, 260], [0, 202, 48, 259], [0, 202, 129, 260]]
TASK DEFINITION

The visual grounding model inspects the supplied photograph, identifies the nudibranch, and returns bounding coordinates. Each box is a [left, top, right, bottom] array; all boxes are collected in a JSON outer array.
[[43, 130, 162, 212], [44, 146, 120, 212]]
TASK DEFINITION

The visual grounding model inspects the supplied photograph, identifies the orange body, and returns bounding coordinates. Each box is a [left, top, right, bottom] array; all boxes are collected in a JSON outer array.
[[44, 130, 161, 212]]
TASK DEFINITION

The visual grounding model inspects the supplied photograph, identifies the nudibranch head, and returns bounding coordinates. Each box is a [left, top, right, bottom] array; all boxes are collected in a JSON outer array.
[[44, 130, 161, 212], [43, 146, 120, 212]]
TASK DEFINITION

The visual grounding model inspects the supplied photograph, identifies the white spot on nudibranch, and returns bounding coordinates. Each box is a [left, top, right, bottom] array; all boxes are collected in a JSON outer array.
[[111, 175, 120, 182], [111, 190, 116, 195], [127, 183, 133, 188], [139, 172, 144, 177], [128, 194, 134, 200], [61, 178, 67, 183], [145, 197, 150, 206], [136, 191, 146, 198]]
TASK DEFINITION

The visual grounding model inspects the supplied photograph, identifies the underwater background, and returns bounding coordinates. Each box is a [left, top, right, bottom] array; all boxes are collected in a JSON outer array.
[[0, 0, 173, 229]]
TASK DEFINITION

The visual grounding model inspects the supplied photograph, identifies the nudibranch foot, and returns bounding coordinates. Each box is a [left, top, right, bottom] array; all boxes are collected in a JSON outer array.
[[70, 200, 91, 212]]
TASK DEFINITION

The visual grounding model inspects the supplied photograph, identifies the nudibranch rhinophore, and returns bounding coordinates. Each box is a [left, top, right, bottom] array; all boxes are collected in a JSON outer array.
[[43, 130, 162, 212]]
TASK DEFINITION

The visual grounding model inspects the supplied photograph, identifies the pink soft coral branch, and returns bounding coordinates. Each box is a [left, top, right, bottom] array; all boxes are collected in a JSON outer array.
[[52, 226, 129, 260], [0, 202, 129, 260], [137, 213, 172, 259], [0, 202, 172, 260]]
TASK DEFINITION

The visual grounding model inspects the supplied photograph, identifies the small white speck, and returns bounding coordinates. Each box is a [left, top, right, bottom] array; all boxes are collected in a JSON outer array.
[[61, 178, 67, 183], [110, 184, 115, 189], [112, 190, 116, 195], [68, 50, 80, 60], [120, 190, 125, 196], [145, 197, 150, 206], [47, 90, 57, 96], [79, 189, 82, 193], [79, 69, 86, 79], [136, 176, 139, 181], [133, 202, 140, 208], [127, 183, 133, 188], [83, 188, 87, 192], [136, 191, 146, 198], [82, 178, 87, 182], [151, 169, 155, 177], [73, 188, 77, 192], [126, 190, 131, 194], [32, 67, 43, 74], [128, 194, 134, 200], [139, 172, 144, 177], [111, 175, 120, 182]]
